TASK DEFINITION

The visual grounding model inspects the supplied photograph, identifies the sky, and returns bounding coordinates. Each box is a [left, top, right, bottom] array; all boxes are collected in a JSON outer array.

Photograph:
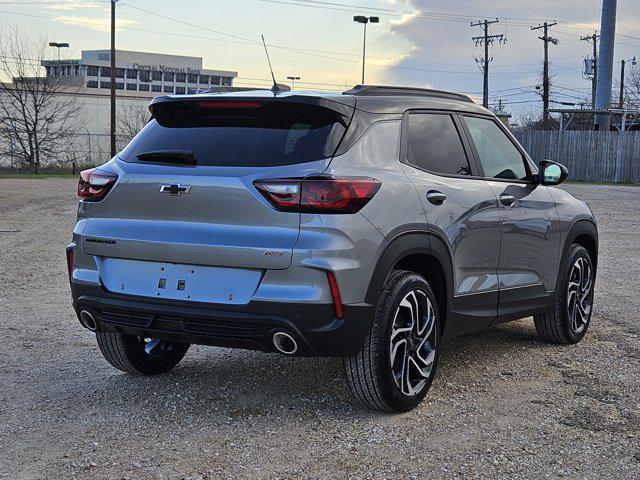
[[0, 0, 639, 121]]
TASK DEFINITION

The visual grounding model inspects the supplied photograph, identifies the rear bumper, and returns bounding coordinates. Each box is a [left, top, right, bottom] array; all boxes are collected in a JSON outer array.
[[71, 282, 374, 357]]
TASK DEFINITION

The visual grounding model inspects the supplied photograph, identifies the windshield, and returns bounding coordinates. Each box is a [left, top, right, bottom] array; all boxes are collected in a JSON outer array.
[[119, 101, 348, 167]]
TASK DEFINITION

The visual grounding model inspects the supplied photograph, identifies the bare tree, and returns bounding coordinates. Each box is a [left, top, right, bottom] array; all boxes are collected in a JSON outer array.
[[0, 27, 84, 173], [627, 64, 640, 109], [513, 105, 560, 131], [116, 98, 150, 150]]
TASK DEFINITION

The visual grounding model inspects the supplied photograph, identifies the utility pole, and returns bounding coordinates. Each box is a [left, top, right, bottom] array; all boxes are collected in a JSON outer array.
[[619, 57, 636, 108], [581, 33, 599, 108], [619, 59, 626, 109], [110, 0, 118, 158], [595, 0, 617, 130], [531, 22, 558, 128], [471, 19, 505, 108]]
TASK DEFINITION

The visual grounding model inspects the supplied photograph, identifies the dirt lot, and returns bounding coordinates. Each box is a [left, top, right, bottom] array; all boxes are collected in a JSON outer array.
[[0, 179, 639, 479]]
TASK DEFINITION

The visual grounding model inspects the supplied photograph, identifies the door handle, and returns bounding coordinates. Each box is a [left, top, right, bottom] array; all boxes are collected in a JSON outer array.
[[500, 194, 517, 207], [426, 190, 446, 205]]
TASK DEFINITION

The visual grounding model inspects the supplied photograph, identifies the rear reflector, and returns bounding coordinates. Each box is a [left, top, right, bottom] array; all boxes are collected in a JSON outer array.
[[196, 100, 263, 108], [326, 271, 344, 319], [66, 248, 74, 280], [254, 177, 380, 214], [78, 167, 118, 201]]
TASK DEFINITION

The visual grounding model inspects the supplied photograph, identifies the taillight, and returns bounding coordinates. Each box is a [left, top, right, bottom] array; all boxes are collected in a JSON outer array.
[[78, 168, 118, 201], [254, 177, 380, 214]]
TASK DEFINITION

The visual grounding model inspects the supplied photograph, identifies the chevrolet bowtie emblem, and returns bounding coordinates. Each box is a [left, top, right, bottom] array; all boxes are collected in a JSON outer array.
[[160, 183, 191, 196]]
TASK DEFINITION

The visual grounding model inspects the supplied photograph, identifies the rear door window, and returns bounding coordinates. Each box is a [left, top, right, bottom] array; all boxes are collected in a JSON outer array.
[[405, 113, 472, 176], [120, 101, 348, 167]]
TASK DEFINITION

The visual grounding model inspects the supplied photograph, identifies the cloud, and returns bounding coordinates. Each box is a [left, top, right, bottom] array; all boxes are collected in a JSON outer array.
[[44, 2, 103, 11], [51, 15, 136, 32], [378, 0, 640, 114], [390, 10, 422, 29]]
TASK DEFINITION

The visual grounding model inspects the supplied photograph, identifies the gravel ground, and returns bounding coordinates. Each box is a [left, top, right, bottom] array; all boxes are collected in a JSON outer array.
[[0, 179, 639, 480]]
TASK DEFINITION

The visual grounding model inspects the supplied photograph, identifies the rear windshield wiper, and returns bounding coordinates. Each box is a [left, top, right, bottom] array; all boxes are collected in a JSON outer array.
[[136, 150, 196, 165]]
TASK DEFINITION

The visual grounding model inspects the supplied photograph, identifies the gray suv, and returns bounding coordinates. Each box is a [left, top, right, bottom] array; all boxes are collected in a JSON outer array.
[[67, 85, 598, 412]]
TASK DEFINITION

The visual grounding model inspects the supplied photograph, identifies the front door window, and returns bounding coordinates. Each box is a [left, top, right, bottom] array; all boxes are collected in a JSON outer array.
[[464, 116, 528, 181]]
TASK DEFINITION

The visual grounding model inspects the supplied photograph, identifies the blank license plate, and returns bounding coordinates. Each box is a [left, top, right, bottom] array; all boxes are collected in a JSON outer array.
[[97, 258, 261, 305]]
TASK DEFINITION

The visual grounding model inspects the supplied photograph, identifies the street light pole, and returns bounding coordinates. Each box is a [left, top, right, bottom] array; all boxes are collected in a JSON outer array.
[[48, 42, 69, 61], [286, 76, 301, 89], [362, 21, 367, 84], [353, 16, 379, 84]]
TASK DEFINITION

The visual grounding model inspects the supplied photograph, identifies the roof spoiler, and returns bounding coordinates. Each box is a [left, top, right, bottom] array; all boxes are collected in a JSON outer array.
[[343, 85, 474, 103], [148, 93, 356, 119]]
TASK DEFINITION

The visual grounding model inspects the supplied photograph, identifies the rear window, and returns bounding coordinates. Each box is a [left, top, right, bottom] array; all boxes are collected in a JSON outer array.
[[119, 101, 348, 167]]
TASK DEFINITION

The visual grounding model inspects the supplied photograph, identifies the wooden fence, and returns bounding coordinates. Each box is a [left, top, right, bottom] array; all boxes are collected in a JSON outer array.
[[514, 130, 640, 184]]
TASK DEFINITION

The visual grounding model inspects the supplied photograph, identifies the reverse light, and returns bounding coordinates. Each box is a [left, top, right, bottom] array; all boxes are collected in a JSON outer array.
[[254, 177, 380, 214], [78, 168, 118, 201]]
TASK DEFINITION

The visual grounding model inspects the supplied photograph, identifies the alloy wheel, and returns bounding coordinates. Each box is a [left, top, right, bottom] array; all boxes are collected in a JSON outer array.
[[389, 289, 437, 396], [567, 257, 593, 334]]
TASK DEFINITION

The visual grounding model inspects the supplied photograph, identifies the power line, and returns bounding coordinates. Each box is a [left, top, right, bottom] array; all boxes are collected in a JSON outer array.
[[0, 3, 608, 107], [0, 1, 105, 4], [6, 0, 640, 48], [255, 0, 640, 46], [0, 7, 574, 78]]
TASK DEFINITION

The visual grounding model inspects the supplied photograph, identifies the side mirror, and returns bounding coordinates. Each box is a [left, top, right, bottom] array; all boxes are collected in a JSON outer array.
[[538, 160, 568, 186]]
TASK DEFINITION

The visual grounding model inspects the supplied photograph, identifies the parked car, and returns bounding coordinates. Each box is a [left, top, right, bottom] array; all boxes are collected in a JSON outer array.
[[67, 85, 598, 412]]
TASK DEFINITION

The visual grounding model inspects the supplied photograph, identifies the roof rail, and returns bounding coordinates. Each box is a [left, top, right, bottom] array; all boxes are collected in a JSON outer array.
[[343, 84, 474, 103]]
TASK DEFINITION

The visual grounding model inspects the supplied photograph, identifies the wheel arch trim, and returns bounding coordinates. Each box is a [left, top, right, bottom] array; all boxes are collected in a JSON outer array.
[[364, 231, 454, 326], [557, 218, 598, 291]]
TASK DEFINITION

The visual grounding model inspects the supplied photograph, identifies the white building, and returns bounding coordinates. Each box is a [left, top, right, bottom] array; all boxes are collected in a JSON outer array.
[[42, 49, 238, 95]]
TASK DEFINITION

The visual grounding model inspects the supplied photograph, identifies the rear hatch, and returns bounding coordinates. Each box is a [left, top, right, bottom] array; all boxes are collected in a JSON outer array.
[[81, 94, 355, 303]]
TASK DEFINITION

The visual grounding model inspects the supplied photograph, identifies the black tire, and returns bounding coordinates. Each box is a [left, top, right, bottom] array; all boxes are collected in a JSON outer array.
[[344, 270, 440, 412], [534, 244, 595, 344], [96, 332, 190, 375]]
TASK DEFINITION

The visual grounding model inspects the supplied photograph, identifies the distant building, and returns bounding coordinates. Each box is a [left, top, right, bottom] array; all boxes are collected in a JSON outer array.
[[492, 101, 512, 127], [41, 49, 238, 96], [1, 50, 250, 170]]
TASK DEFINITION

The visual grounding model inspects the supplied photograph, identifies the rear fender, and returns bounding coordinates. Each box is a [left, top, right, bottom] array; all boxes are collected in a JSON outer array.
[[364, 232, 455, 336]]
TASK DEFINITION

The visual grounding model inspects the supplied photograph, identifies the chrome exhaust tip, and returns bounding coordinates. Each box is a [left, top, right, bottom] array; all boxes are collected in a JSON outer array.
[[78, 309, 97, 332], [272, 331, 298, 355]]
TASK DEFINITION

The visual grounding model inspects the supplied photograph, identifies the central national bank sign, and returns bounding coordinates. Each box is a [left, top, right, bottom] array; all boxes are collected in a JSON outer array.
[[131, 63, 202, 75]]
